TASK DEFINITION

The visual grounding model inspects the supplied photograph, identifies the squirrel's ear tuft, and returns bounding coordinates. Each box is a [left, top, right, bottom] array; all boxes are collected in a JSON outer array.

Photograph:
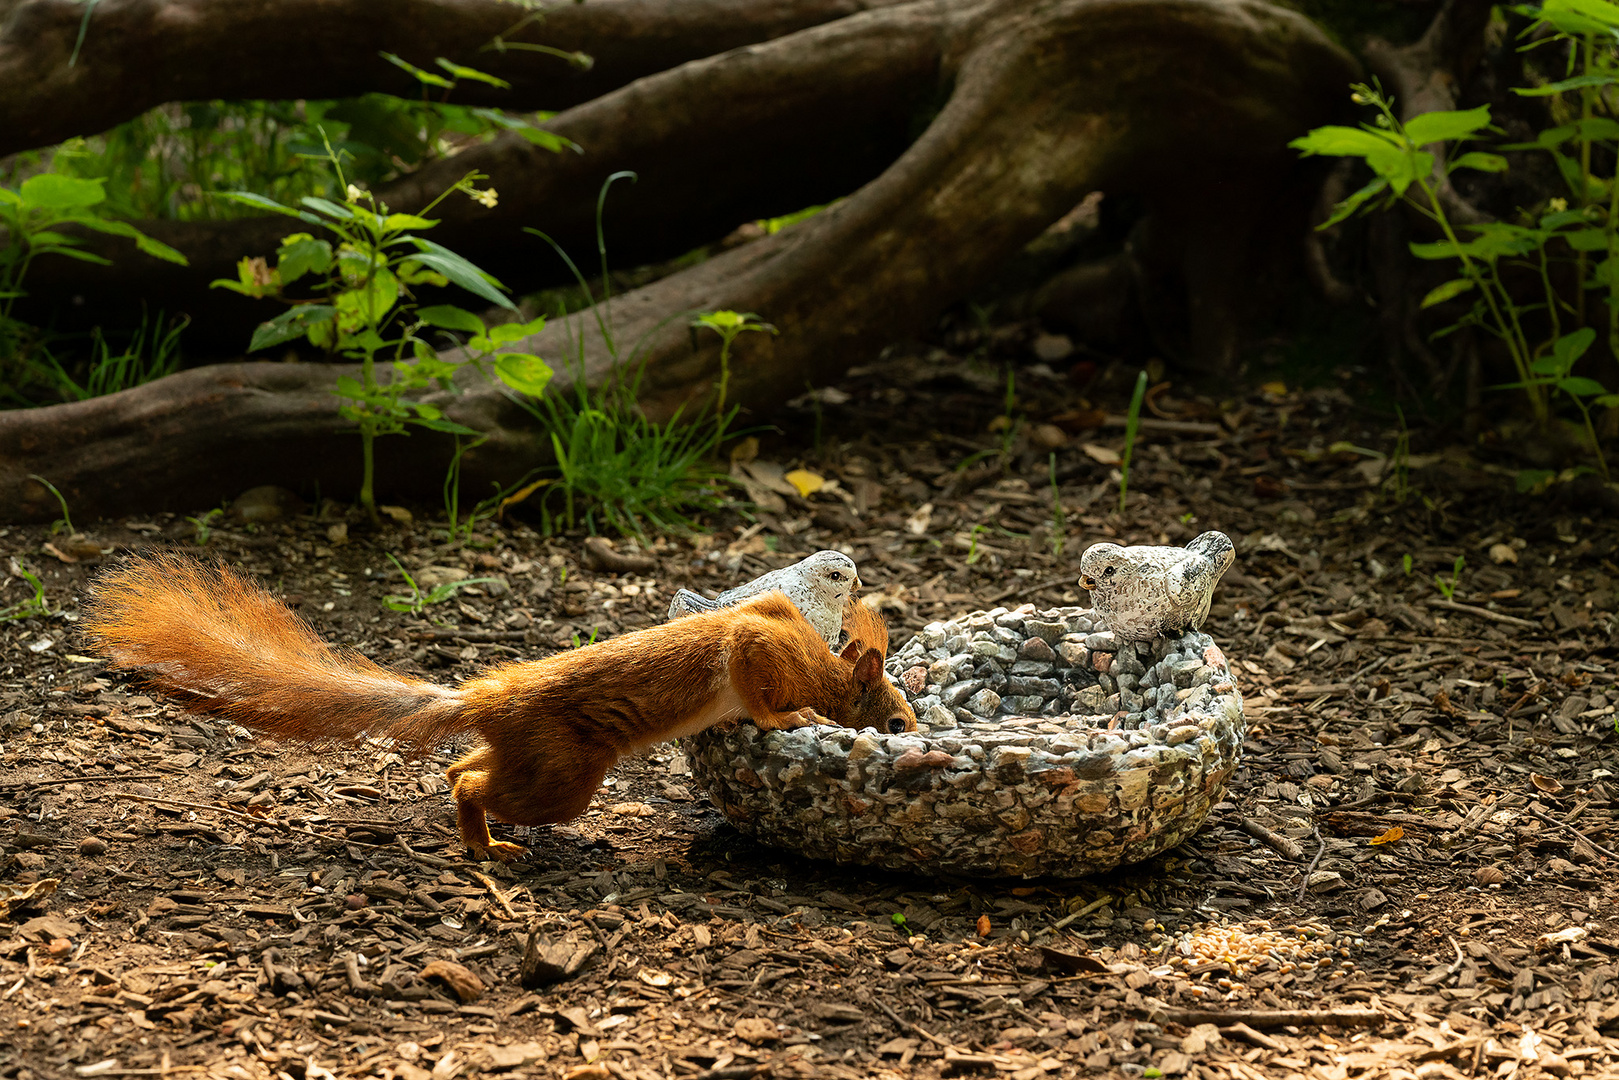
[[839, 639, 861, 663], [854, 648, 882, 683]]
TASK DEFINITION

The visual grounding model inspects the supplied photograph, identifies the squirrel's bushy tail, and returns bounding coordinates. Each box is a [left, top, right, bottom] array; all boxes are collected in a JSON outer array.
[[83, 554, 467, 751]]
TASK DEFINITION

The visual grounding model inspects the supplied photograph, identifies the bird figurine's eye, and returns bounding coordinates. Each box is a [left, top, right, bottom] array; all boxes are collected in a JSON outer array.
[[1103, 566, 1116, 577], [829, 572, 844, 582]]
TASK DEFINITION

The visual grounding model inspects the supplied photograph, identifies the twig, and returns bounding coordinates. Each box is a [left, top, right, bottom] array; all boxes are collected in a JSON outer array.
[[871, 996, 967, 1052], [0, 773, 163, 788], [472, 870, 519, 920], [1424, 598, 1541, 630], [1240, 818, 1304, 861], [1527, 805, 1619, 860], [1141, 1005, 1383, 1028], [1298, 825, 1325, 903], [1223, 1022, 1284, 1050]]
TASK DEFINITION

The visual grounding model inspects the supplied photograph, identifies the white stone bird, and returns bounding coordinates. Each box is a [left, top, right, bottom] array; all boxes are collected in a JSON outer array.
[[666, 550, 861, 649], [1077, 531, 1235, 641]]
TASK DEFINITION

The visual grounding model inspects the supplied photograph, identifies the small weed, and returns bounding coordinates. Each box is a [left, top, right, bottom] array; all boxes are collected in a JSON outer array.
[[570, 627, 601, 648], [1402, 553, 1414, 576], [0, 559, 49, 621], [27, 474, 74, 535], [889, 912, 912, 936], [1388, 406, 1412, 504], [691, 310, 776, 418], [965, 524, 987, 566], [443, 433, 492, 544], [1117, 370, 1149, 514], [187, 507, 224, 545], [1047, 452, 1066, 557], [1434, 555, 1465, 600], [381, 553, 499, 615]]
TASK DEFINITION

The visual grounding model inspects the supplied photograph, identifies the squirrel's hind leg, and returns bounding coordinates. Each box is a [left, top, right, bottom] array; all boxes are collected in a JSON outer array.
[[447, 747, 528, 862]]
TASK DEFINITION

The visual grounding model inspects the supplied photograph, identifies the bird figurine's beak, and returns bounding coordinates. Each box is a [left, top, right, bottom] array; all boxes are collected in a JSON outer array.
[[1079, 575, 1096, 589], [853, 575, 863, 592]]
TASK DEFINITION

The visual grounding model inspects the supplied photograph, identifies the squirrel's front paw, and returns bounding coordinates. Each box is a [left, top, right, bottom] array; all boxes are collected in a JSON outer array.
[[790, 707, 826, 726]]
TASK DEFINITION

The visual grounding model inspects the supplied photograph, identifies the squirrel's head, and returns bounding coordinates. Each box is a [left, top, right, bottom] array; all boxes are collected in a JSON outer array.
[[836, 638, 916, 734], [801, 550, 861, 608]]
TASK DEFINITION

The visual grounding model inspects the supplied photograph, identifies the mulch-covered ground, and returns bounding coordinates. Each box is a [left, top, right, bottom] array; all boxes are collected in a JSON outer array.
[[2, 334, 1617, 1080]]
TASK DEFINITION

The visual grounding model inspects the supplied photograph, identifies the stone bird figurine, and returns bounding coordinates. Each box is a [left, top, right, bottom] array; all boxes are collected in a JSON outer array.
[[1077, 531, 1235, 641], [667, 550, 860, 649]]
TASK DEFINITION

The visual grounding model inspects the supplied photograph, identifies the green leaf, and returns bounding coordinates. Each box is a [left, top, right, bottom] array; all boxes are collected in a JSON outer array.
[[512, 127, 583, 154], [1554, 326, 1597, 368], [1562, 226, 1611, 251], [218, 191, 304, 218], [37, 246, 111, 265], [1540, 209, 1591, 230], [487, 320, 540, 345], [407, 238, 516, 310], [334, 374, 366, 400], [1290, 125, 1402, 158], [18, 174, 106, 210], [412, 415, 483, 436], [434, 58, 511, 88], [1594, 394, 1619, 407], [67, 216, 189, 265], [1512, 72, 1619, 96], [383, 213, 438, 231], [495, 353, 554, 396], [276, 234, 333, 284], [249, 305, 335, 352], [1421, 278, 1475, 307], [1320, 175, 1390, 228], [1409, 240, 1468, 260], [300, 196, 355, 221], [381, 51, 453, 89], [1449, 151, 1508, 174], [1404, 106, 1493, 145], [1558, 376, 1609, 397], [417, 305, 486, 334]]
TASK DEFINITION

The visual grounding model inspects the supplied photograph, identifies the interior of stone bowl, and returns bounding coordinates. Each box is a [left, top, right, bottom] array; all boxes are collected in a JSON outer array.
[[685, 604, 1244, 879]]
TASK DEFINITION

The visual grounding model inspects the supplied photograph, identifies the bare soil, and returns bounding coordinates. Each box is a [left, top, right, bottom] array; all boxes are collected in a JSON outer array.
[[2, 335, 1617, 1080]]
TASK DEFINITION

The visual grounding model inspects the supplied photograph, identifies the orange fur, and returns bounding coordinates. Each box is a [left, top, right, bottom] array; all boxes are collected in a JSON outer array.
[[842, 598, 891, 659], [84, 554, 915, 862]]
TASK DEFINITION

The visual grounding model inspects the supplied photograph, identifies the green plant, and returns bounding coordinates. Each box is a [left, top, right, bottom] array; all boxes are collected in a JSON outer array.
[[501, 175, 746, 538], [1047, 452, 1066, 557], [1402, 552, 1415, 576], [1434, 554, 1466, 599], [0, 559, 49, 621], [965, 524, 987, 565], [442, 433, 492, 543], [381, 553, 500, 615], [1389, 404, 1413, 503], [691, 310, 777, 418], [212, 148, 547, 522], [2, 173, 187, 386], [187, 507, 224, 545], [27, 474, 74, 536], [570, 627, 601, 648], [14, 309, 188, 406], [1292, 61, 1619, 477], [1117, 370, 1149, 514], [889, 912, 913, 936]]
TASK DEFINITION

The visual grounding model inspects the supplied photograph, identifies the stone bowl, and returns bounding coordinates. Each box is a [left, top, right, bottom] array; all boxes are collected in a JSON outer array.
[[685, 605, 1245, 878]]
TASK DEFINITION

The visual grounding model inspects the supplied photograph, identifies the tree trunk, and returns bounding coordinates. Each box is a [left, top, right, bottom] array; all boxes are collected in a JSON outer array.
[[1, 0, 1357, 522]]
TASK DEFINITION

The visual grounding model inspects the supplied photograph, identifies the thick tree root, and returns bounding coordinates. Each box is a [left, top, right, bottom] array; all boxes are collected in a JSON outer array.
[[1, 0, 1356, 522]]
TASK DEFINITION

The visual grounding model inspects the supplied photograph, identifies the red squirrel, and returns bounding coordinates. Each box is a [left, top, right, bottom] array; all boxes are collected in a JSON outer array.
[[83, 554, 917, 862]]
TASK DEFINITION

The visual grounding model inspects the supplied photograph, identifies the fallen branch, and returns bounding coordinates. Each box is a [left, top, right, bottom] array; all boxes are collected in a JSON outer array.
[[1140, 1005, 1385, 1029], [1240, 817, 1305, 861], [1426, 598, 1541, 630]]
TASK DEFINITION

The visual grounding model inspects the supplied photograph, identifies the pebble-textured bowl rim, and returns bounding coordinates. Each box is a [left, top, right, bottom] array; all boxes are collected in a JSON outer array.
[[686, 610, 1244, 879]]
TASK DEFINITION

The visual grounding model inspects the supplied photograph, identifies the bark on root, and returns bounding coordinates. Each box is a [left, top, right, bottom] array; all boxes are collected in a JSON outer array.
[[1, 0, 1357, 521]]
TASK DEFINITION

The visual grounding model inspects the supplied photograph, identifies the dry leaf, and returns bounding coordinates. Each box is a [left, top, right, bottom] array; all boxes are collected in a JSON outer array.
[[905, 503, 933, 536], [1369, 826, 1404, 846], [976, 914, 992, 937], [378, 505, 413, 523], [1531, 774, 1564, 794], [785, 468, 825, 496], [1260, 380, 1288, 396], [1081, 443, 1121, 465], [1473, 866, 1506, 884], [729, 436, 760, 465], [637, 968, 674, 986]]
